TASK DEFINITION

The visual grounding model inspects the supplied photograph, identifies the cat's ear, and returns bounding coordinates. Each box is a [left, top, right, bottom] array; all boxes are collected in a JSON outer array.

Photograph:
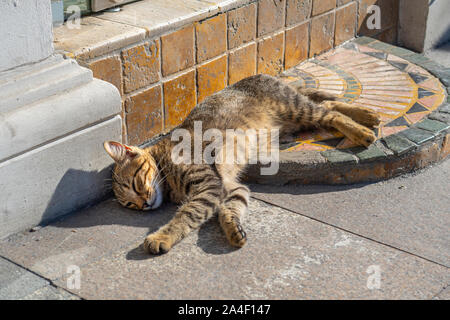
[[103, 141, 137, 163]]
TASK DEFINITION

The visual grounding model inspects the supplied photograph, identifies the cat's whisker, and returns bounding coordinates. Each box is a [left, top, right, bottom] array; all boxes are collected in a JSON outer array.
[[154, 172, 169, 186]]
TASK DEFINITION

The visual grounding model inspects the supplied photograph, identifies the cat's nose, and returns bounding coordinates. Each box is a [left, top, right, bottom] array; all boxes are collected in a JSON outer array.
[[142, 199, 154, 211]]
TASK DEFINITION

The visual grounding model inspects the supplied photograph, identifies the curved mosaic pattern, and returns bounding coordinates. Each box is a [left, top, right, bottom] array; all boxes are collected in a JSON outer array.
[[280, 43, 447, 152]]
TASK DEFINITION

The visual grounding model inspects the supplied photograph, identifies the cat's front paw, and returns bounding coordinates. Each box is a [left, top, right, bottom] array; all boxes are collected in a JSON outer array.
[[144, 233, 173, 255]]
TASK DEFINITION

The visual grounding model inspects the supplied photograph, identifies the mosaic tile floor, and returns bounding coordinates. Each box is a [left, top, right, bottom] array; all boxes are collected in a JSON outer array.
[[280, 42, 447, 152]]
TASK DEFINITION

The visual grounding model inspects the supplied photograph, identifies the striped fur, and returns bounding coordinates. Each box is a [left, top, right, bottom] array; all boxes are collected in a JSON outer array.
[[104, 74, 380, 254]]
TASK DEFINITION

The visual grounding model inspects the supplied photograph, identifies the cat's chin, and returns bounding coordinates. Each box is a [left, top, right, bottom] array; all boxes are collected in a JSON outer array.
[[143, 184, 163, 211]]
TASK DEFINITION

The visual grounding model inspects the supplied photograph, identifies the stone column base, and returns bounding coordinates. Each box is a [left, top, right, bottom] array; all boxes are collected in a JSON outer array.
[[0, 55, 121, 238]]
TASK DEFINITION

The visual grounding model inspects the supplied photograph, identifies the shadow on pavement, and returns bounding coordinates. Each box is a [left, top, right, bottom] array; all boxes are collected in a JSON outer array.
[[40, 166, 114, 226], [41, 166, 376, 260], [248, 181, 374, 196], [42, 168, 238, 258]]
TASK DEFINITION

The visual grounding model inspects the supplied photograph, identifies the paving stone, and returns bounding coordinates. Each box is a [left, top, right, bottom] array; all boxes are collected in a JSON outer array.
[[251, 160, 450, 267], [321, 149, 358, 164], [21, 285, 80, 300], [382, 135, 416, 155], [367, 41, 394, 53], [0, 200, 177, 281], [388, 46, 416, 58], [399, 128, 435, 145], [416, 119, 450, 134], [373, 140, 394, 156], [420, 65, 448, 79], [353, 144, 386, 162], [50, 199, 448, 299], [342, 42, 358, 51], [403, 53, 433, 65], [353, 36, 376, 45], [53, 17, 147, 60], [419, 61, 445, 73], [279, 150, 327, 165], [440, 77, 450, 87], [433, 287, 450, 300], [0, 257, 49, 299], [94, 0, 221, 38], [439, 103, 450, 114]]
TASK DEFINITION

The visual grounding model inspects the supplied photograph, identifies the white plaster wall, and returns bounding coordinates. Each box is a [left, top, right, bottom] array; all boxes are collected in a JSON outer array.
[[424, 0, 450, 51], [398, 0, 429, 52], [399, 0, 450, 52], [0, 0, 54, 72]]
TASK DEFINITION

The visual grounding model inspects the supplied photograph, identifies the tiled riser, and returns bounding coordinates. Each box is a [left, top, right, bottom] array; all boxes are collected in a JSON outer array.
[[246, 133, 450, 185], [76, 0, 400, 145]]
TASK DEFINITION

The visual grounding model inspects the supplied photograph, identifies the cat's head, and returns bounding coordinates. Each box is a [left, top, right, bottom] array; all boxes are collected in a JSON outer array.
[[103, 141, 163, 211]]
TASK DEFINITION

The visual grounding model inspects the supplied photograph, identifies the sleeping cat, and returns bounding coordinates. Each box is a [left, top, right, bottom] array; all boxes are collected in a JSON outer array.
[[103, 74, 380, 254]]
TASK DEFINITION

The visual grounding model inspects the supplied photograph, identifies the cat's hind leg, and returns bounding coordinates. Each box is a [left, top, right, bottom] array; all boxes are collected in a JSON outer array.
[[322, 101, 381, 128], [277, 91, 377, 147], [318, 109, 377, 147], [218, 181, 249, 248], [289, 84, 380, 128]]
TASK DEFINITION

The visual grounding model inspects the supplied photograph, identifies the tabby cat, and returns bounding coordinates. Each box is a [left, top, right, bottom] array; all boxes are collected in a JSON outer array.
[[104, 74, 380, 254]]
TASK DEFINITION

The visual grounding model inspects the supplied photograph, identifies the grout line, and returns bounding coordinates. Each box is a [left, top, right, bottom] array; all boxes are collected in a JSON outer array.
[[332, 2, 337, 49], [430, 283, 449, 300], [225, 12, 229, 86], [158, 36, 165, 134], [251, 196, 450, 270], [119, 42, 127, 144], [192, 20, 199, 107], [254, 0, 259, 75], [0, 255, 85, 300], [281, 0, 287, 71]]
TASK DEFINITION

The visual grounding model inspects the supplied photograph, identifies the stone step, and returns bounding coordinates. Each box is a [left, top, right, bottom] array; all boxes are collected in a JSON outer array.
[[245, 37, 450, 185], [0, 56, 91, 113]]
